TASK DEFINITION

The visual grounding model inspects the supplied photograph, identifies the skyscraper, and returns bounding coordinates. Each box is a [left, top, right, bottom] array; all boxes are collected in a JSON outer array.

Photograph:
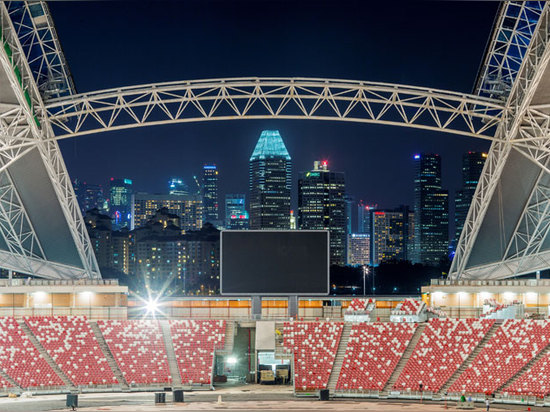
[[347, 233, 370, 266], [298, 160, 347, 265], [345, 194, 354, 236], [371, 206, 414, 265], [74, 179, 108, 214], [225, 194, 249, 230], [413, 154, 449, 265], [249, 130, 292, 230], [455, 152, 487, 246], [202, 164, 219, 224], [109, 178, 133, 230], [357, 201, 376, 234], [168, 177, 189, 196]]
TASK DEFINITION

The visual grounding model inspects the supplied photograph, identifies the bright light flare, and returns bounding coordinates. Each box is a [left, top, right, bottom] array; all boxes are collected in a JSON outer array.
[[145, 298, 159, 316], [226, 357, 237, 365]]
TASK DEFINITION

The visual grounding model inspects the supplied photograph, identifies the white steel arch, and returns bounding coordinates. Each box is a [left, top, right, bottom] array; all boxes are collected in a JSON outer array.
[[43, 78, 505, 141]]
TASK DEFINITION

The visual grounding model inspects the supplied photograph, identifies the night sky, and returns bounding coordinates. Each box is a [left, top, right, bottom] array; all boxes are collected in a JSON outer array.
[[49, 1, 498, 221]]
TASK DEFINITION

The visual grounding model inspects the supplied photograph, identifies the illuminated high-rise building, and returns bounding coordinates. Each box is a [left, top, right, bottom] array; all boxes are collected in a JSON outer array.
[[454, 152, 487, 246], [249, 130, 292, 230], [372, 206, 414, 265], [202, 164, 219, 224], [168, 177, 189, 196], [347, 233, 370, 266], [109, 178, 133, 230], [413, 154, 449, 265], [225, 194, 249, 230], [132, 193, 203, 232], [298, 160, 347, 265]]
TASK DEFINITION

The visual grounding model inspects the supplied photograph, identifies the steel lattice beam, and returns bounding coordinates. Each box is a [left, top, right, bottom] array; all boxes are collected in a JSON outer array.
[[43, 78, 505, 141]]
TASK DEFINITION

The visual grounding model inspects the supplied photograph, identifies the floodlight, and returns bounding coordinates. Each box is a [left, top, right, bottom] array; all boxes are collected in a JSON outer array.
[[145, 298, 159, 315]]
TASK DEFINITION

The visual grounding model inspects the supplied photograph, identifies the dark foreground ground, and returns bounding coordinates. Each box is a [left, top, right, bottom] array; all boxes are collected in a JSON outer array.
[[0, 385, 544, 412]]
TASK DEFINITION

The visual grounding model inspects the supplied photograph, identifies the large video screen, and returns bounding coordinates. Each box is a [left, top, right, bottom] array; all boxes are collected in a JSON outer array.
[[221, 230, 329, 295]]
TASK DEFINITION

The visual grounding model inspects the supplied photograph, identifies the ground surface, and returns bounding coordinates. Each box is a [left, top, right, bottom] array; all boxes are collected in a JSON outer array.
[[0, 385, 543, 412]]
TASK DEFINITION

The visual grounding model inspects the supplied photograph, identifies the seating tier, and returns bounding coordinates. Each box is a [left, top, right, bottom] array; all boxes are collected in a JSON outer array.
[[449, 320, 550, 394], [0, 317, 64, 388], [504, 350, 550, 397], [283, 321, 343, 391], [394, 318, 494, 392], [97, 320, 171, 385], [25, 316, 117, 386], [336, 322, 416, 391], [169, 320, 225, 385]]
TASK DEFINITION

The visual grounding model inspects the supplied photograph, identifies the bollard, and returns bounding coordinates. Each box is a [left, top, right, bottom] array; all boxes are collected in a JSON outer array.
[[217, 395, 223, 404]]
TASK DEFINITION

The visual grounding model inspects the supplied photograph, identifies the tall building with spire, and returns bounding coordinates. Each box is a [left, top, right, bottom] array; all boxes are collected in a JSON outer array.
[[413, 153, 449, 265], [249, 130, 292, 230]]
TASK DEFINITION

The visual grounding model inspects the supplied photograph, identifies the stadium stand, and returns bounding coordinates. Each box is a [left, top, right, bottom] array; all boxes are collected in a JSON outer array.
[[283, 321, 343, 391], [449, 319, 550, 394], [394, 299, 424, 316], [335, 322, 416, 391], [0, 317, 64, 388], [345, 298, 375, 314], [169, 319, 225, 385], [393, 318, 494, 392], [97, 320, 171, 385], [503, 349, 550, 397], [24, 316, 117, 386], [344, 298, 376, 322], [390, 299, 427, 322]]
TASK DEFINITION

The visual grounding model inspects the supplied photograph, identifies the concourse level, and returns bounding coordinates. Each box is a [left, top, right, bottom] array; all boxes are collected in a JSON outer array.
[[423, 278, 550, 318]]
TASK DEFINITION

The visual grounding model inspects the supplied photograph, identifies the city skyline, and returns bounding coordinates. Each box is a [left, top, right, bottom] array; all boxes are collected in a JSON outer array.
[[74, 143, 478, 237], [52, 2, 495, 216]]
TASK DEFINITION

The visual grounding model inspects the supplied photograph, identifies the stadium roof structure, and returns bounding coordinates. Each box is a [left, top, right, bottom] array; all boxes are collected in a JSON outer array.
[[7, 1, 75, 101], [250, 130, 291, 161], [474, 1, 544, 101]]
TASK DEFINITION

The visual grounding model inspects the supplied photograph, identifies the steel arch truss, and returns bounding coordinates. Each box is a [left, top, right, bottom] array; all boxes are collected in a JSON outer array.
[[451, 2, 550, 280], [0, 2, 99, 279], [44, 78, 505, 141]]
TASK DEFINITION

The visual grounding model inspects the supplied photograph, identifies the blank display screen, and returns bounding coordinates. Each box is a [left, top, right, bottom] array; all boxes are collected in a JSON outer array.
[[221, 231, 329, 295]]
